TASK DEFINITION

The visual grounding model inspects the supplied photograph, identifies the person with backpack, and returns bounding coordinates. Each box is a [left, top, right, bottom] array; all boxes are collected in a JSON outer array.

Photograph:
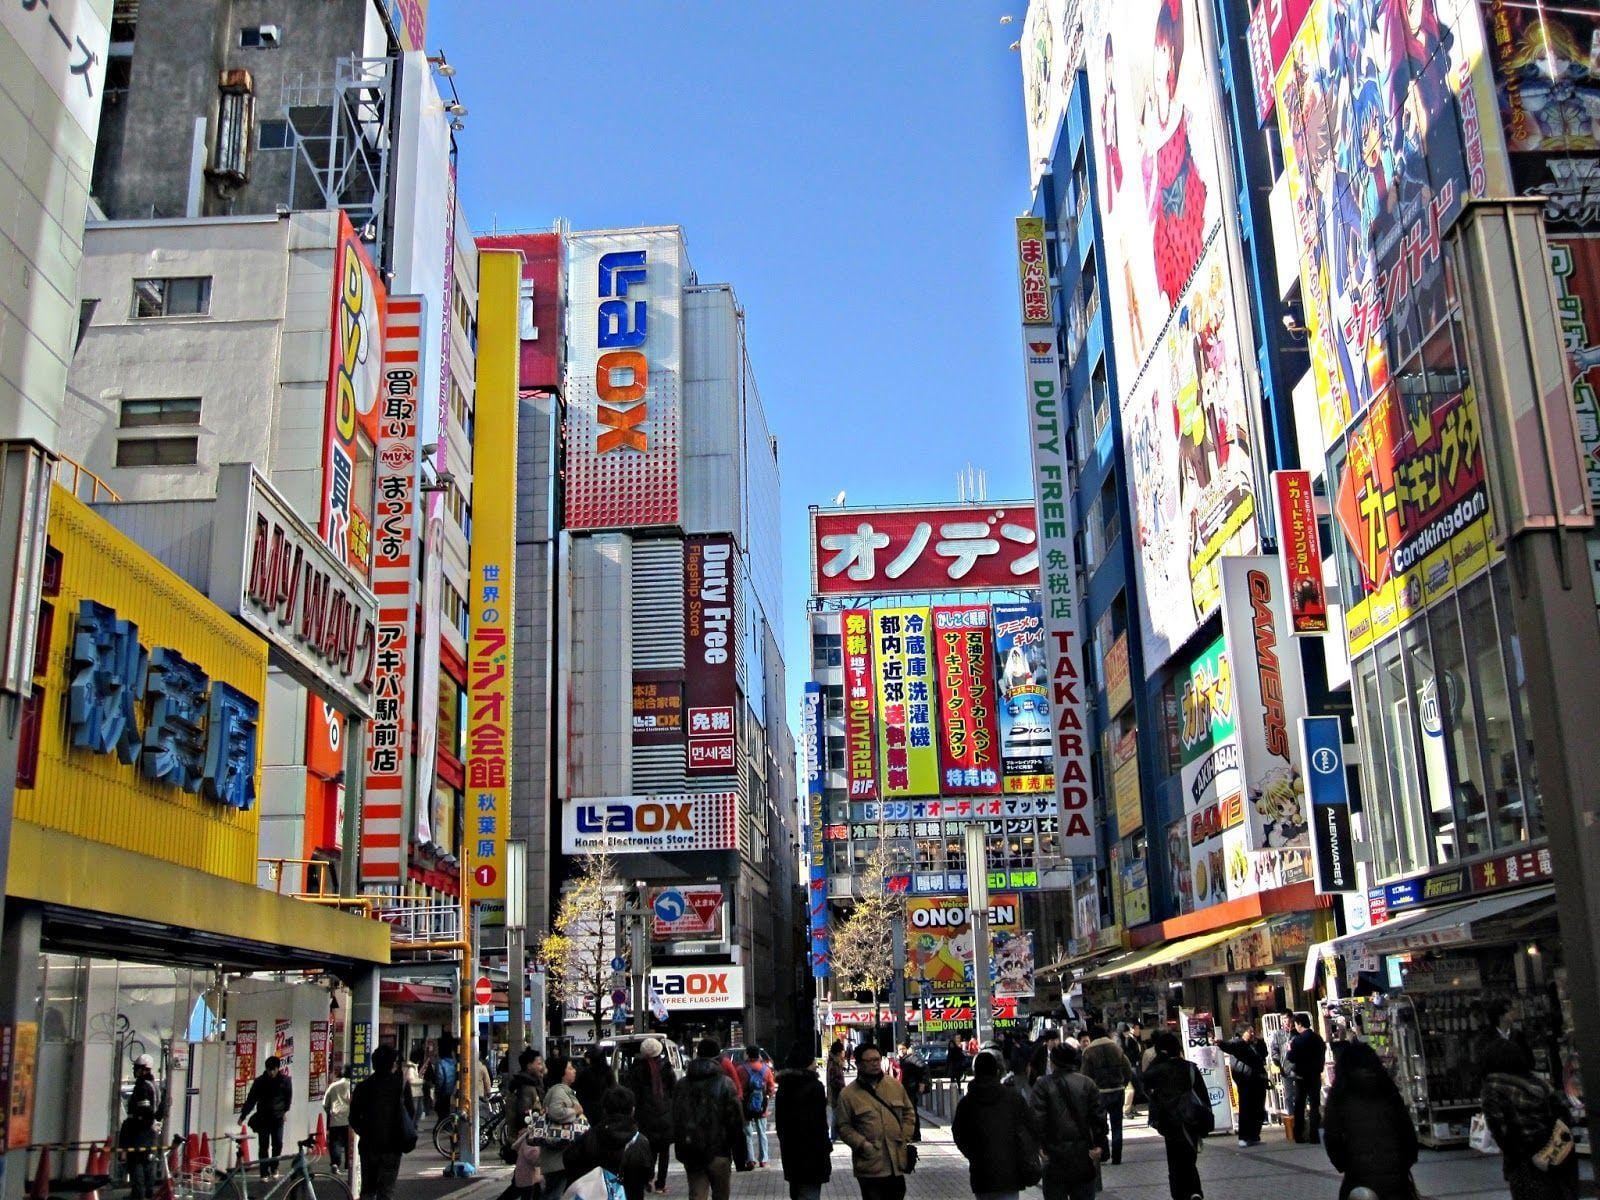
[[349, 1044, 417, 1200], [564, 1086, 656, 1200], [1143, 1031, 1212, 1200], [671, 1039, 751, 1200], [739, 1045, 776, 1168], [623, 1038, 675, 1194], [432, 1040, 460, 1126], [775, 1044, 830, 1200], [1030, 1042, 1109, 1200], [954, 1050, 1043, 1200], [836, 1044, 916, 1200]]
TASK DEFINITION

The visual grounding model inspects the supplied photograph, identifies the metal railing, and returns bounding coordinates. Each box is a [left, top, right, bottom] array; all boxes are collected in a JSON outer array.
[[256, 858, 462, 945], [52, 455, 120, 503]]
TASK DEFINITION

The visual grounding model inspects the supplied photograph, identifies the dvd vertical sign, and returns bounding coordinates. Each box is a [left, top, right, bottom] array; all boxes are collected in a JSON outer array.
[[1015, 218, 1092, 853]]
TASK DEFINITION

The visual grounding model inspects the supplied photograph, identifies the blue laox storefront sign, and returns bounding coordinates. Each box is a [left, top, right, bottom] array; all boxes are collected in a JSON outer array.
[[803, 682, 830, 978], [69, 600, 260, 809]]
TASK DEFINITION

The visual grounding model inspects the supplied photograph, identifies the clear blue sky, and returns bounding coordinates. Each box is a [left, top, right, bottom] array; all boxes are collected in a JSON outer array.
[[432, 2, 1038, 740]]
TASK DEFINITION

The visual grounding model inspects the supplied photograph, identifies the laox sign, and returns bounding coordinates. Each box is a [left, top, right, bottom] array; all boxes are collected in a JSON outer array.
[[575, 800, 691, 834], [595, 251, 652, 454]]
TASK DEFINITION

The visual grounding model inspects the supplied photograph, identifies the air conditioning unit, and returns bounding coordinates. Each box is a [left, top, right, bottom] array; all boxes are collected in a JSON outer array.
[[258, 24, 280, 46]]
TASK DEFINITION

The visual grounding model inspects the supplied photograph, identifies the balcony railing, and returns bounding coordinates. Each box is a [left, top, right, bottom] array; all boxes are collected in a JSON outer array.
[[258, 857, 463, 949]]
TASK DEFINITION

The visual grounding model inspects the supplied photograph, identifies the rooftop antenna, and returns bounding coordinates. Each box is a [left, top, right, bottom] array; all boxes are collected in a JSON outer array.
[[957, 464, 988, 503]]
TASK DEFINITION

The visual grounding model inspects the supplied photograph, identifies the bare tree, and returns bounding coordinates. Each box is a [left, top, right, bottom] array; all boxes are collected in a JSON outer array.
[[829, 841, 905, 1043], [539, 846, 623, 1042]]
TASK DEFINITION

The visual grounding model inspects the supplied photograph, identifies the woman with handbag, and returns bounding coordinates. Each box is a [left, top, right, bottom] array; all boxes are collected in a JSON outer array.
[[953, 1051, 1043, 1200], [540, 1056, 587, 1200], [1482, 1040, 1580, 1200], [1322, 1042, 1418, 1200], [1142, 1032, 1212, 1200]]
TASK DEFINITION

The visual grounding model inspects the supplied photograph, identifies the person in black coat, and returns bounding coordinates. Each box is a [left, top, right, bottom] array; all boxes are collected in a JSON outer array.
[[238, 1056, 294, 1180], [1143, 1032, 1211, 1200], [349, 1045, 417, 1200], [774, 1045, 831, 1200], [1323, 1042, 1418, 1200], [1287, 1014, 1327, 1144], [563, 1086, 655, 1200], [1482, 1038, 1580, 1200], [575, 1047, 617, 1121], [1217, 1024, 1269, 1147], [953, 1052, 1043, 1198], [622, 1039, 676, 1193]]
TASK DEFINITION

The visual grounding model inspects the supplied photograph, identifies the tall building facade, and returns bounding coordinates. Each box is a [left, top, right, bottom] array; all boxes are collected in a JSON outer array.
[[1019, 0, 1593, 1143]]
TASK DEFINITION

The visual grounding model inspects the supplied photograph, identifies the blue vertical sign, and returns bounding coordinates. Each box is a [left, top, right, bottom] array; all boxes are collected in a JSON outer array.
[[803, 682, 830, 977], [1300, 716, 1357, 893]]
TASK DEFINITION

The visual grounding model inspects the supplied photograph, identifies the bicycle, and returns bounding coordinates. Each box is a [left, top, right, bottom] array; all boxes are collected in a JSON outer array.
[[210, 1136, 349, 1200], [431, 1093, 505, 1158]]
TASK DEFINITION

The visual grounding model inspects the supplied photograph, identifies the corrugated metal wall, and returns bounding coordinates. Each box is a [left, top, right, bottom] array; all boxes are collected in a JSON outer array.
[[631, 537, 686, 793]]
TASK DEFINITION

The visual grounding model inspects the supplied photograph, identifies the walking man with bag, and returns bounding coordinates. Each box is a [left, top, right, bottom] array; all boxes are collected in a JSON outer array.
[[740, 1045, 776, 1168], [670, 1040, 751, 1200], [836, 1044, 917, 1200], [1217, 1025, 1268, 1147], [1143, 1032, 1213, 1200], [239, 1056, 293, 1180], [1030, 1043, 1109, 1200], [1080, 1025, 1134, 1164], [349, 1045, 417, 1200], [954, 1051, 1042, 1200]]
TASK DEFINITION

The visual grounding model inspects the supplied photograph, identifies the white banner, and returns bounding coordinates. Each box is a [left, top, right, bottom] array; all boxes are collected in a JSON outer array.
[[562, 792, 739, 855], [649, 966, 746, 1011]]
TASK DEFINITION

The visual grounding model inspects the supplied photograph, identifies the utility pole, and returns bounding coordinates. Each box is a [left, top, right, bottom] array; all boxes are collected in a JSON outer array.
[[506, 840, 527, 1054], [965, 824, 993, 1046], [1452, 200, 1600, 1145]]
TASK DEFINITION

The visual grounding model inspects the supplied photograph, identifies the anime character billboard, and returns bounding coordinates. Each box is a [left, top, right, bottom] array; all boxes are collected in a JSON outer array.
[[1275, 0, 1489, 445]]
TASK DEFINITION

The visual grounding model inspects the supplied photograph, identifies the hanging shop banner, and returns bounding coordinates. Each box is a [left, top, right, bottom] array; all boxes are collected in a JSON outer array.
[[1111, 726, 1143, 835], [632, 669, 685, 746], [873, 607, 940, 798], [1245, 0, 1313, 122], [564, 229, 686, 530], [366, 295, 424, 856], [685, 534, 737, 776], [562, 792, 740, 855], [991, 602, 1055, 796], [4, 1021, 35, 1152], [932, 605, 1002, 796], [1105, 632, 1132, 716], [649, 885, 726, 941], [1016, 265, 1091, 849], [233, 1019, 258, 1109], [1220, 556, 1310, 852], [320, 211, 386, 576], [1179, 638, 1249, 909], [1548, 237, 1600, 510], [804, 680, 830, 978], [1480, 0, 1600, 232], [273, 1017, 293, 1064], [1275, 0, 1489, 447], [463, 251, 520, 900], [810, 505, 1040, 597], [1300, 715, 1356, 893], [1017, 216, 1054, 324], [1332, 386, 1494, 656], [309, 1021, 331, 1100], [841, 609, 878, 799], [1167, 816, 1196, 916], [1272, 470, 1327, 634], [906, 894, 1023, 995]]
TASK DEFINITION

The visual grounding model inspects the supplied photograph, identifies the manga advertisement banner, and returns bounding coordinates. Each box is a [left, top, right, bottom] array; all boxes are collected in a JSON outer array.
[[932, 605, 1003, 796], [1332, 386, 1494, 656], [873, 608, 940, 798], [905, 894, 1026, 995], [1246, 0, 1314, 122], [991, 603, 1053, 794], [841, 609, 878, 799], [1178, 638, 1249, 909], [1022, 0, 1073, 188], [1219, 557, 1310, 852], [1087, 0, 1261, 674], [1480, 0, 1600, 231], [1549, 236, 1600, 509], [1275, 0, 1488, 446], [1166, 815, 1195, 915], [1273, 470, 1328, 633]]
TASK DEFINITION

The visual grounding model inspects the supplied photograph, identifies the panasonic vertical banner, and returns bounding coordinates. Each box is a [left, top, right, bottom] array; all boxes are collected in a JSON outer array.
[[685, 535, 736, 776], [1016, 218, 1091, 852], [1301, 715, 1356, 893], [803, 682, 830, 977]]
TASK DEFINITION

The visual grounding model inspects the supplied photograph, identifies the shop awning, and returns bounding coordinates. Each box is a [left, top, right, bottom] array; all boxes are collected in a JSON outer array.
[[1303, 885, 1555, 988], [1083, 921, 1261, 983]]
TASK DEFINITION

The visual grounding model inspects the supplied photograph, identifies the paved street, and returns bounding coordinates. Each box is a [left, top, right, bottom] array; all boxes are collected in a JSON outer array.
[[394, 1105, 1588, 1200]]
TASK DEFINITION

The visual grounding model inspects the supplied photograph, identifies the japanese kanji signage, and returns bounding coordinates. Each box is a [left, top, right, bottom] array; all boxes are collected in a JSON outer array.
[[1272, 470, 1327, 634], [811, 505, 1040, 597], [1016, 217, 1053, 325], [932, 605, 1001, 796], [2, 0, 110, 141], [685, 534, 736, 776], [873, 607, 939, 798], [233, 1020, 257, 1109], [649, 885, 726, 941], [463, 251, 520, 900], [362, 296, 423, 880], [1016, 311, 1091, 852], [565, 229, 686, 531], [841, 609, 878, 799], [633, 669, 685, 746], [563, 793, 740, 855], [991, 602, 1053, 795]]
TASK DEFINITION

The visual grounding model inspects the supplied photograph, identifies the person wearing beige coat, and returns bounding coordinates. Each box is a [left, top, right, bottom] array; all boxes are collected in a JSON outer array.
[[836, 1045, 917, 1200]]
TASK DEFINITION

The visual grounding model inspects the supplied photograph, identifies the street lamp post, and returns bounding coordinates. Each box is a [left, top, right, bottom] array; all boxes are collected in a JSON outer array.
[[966, 824, 993, 1047]]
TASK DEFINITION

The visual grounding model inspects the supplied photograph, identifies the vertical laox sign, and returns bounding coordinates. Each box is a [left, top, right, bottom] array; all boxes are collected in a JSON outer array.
[[685, 535, 736, 776], [1015, 218, 1092, 853], [596, 250, 651, 454]]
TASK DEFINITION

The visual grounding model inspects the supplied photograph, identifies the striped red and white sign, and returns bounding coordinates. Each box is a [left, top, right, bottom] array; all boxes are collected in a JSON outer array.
[[360, 295, 424, 885]]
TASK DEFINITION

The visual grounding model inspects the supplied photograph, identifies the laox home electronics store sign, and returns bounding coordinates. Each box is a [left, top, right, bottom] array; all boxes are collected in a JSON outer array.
[[562, 792, 739, 854]]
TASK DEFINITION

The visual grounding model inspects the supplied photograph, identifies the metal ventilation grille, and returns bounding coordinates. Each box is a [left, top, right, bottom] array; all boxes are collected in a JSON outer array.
[[634, 743, 687, 793], [631, 538, 684, 669]]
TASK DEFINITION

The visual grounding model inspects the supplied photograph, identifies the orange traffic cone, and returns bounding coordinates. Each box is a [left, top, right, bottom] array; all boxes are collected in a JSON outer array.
[[183, 1134, 200, 1173], [238, 1129, 250, 1167], [84, 1137, 113, 1200], [197, 1134, 211, 1169], [29, 1146, 51, 1200], [314, 1115, 328, 1158]]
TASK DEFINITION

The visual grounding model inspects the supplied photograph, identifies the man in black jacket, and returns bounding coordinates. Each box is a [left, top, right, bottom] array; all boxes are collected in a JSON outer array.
[[239, 1056, 293, 1179], [1218, 1024, 1269, 1146], [1287, 1014, 1327, 1144], [350, 1044, 416, 1200], [670, 1039, 750, 1200], [1030, 1043, 1109, 1200]]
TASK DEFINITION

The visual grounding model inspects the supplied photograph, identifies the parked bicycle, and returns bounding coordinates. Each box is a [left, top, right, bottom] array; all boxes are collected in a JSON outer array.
[[431, 1092, 505, 1158], [210, 1136, 349, 1200]]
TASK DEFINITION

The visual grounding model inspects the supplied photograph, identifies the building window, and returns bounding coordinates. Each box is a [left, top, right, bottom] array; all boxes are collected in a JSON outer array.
[[116, 437, 198, 467], [119, 397, 200, 428], [258, 119, 295, 150], [238, 25, 280, 47], [826, 737, 846, 772], [823, 684, 844, 720], [131, 277, 211, 318], [812, 632, 842, 669]]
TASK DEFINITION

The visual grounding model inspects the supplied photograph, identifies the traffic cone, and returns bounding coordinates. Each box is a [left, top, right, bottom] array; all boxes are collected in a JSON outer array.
[[84, 1137, 113, 1200], [197, 1134, 211, 1169], [29, 1146, 51, 1200], [183, 1134, 200, 1173], [237, 1130, 250, 1167], [314, 1115, 328, 1159]]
